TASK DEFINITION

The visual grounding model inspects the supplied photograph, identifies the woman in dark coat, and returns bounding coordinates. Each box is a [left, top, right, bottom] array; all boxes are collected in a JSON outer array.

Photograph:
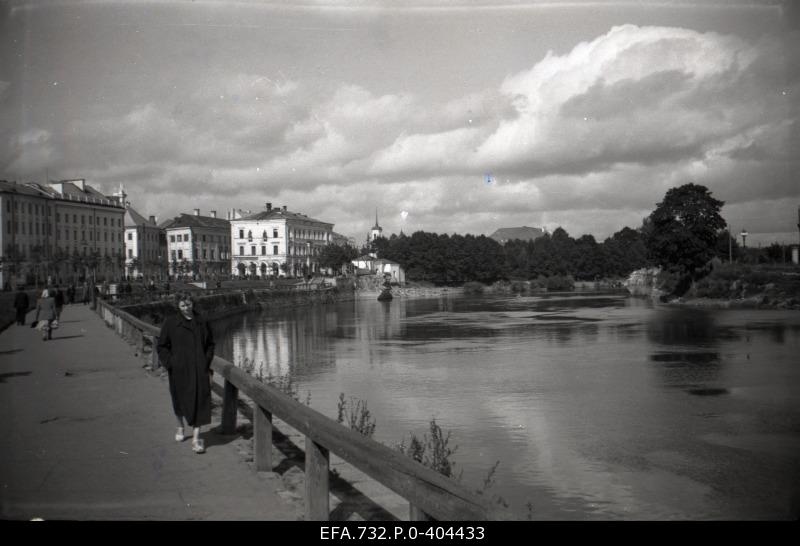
[[157, 292, 215, 454]]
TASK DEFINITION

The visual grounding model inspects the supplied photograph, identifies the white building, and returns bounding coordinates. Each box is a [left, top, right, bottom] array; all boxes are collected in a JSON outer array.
[[230, 202, 334, 278], [124, 204, 164, 280], [0, 179, 126, 287], [161, 209, 230, 280]]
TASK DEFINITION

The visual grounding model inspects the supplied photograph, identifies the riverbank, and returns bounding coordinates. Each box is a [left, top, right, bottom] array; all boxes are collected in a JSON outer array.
[[624, 264, 800, 310]]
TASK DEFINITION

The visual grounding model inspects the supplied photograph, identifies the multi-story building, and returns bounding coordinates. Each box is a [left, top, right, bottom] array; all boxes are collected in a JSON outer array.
[[124, 204, 164, 280], [0, 179, 126, 287], [230, 202, 334, 278], [161, 209, 230, 280]]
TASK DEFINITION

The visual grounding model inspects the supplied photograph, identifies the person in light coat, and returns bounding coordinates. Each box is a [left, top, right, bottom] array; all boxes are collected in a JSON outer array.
[[34, 289, 56, 341], [157, 292, 215, 454]]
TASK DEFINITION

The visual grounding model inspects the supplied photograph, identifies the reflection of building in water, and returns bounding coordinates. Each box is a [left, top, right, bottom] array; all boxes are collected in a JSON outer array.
[[224, 309, 338, 379]]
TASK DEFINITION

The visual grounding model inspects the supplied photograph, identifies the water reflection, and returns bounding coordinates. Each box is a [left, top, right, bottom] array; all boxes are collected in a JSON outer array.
[[213, 293, 800, 520]]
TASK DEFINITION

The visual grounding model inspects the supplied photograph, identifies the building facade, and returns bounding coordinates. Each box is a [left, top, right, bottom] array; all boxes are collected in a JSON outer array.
[[124, 204, 165, 280], [230, 203, 334, 278], [161, 209, 230, 280], [1, 179, 126, 287]]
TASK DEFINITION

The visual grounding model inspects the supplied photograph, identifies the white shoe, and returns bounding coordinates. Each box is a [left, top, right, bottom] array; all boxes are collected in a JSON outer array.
[[175, 427, 185, 442], [192, 439, 205, 454]]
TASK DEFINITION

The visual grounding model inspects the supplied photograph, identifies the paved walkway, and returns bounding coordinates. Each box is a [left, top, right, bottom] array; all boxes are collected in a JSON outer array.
[[0, 303, 302, 521]]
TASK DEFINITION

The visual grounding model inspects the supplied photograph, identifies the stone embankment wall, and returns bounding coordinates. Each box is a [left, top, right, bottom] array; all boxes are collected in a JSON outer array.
[[122, 282, 358, 326]]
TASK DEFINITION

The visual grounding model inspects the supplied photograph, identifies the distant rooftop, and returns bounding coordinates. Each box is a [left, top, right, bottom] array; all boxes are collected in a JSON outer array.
[[489, 226, 545, 244]]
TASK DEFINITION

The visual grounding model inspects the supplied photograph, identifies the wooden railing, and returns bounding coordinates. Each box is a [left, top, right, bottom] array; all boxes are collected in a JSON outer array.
[[95, 298, 507, 521]]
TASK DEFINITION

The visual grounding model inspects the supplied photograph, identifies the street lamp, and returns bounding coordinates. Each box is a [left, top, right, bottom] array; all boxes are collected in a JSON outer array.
[[740, 229, 748, 248]]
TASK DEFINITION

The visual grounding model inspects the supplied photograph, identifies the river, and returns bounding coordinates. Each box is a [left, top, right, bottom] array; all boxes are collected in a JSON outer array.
[[212, 291, 800, 520]]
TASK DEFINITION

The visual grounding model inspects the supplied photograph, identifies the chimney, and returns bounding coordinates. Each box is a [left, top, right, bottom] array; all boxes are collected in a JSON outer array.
[[193, 208, 200, 216], [282, 205, 287, 211], [210, 210, 217, 218], [149, 215, 156, 225], [266, 202, 272, 211]]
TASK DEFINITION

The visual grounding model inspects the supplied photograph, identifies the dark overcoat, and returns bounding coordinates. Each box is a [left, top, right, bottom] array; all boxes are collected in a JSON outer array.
[[14, 291, 29, 310], [157, 312, 215, 427]]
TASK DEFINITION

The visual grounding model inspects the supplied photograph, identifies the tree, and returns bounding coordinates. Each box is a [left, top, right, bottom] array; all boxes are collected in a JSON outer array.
[[644, 183, 726, 282]]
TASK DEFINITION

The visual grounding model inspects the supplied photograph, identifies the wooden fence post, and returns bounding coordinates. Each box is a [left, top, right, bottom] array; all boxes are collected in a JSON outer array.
[[305, 437, 330, 521], [254, 406, 273, 472], [409, 504, 433, 521], [221, 379, 239, 434], [150, 335, 160, 369]]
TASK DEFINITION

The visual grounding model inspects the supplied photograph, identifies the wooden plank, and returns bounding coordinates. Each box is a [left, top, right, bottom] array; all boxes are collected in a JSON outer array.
[[305, 437, 330, 521], [254, 405, 273, 472], [221, 379, 239, 434]]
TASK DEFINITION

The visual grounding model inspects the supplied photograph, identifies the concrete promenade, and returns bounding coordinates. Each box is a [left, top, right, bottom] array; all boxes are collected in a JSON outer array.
[[0, 302, 302, 521]]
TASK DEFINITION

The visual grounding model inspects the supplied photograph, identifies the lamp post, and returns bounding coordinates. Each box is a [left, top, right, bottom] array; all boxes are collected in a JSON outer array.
[[740, 230, 748, 263]]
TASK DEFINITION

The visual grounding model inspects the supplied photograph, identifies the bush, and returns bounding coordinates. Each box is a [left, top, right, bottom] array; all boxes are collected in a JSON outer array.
[[462, 281, 485, 295], [544, 275, 575, 291]]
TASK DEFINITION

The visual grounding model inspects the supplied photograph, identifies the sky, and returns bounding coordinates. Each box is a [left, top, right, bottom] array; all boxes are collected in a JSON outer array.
[[1, 0, 798, 247]]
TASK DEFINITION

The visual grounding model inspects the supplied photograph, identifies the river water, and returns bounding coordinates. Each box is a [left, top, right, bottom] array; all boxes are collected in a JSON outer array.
[[213, 291, 800, 520]]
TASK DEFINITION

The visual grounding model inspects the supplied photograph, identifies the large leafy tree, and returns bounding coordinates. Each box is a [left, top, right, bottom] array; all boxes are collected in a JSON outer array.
[[644, 183, 726, 278]]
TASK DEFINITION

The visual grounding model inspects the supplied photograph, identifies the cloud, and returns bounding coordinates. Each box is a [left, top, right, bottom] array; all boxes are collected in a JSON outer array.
[[3, 20, 796, 242]]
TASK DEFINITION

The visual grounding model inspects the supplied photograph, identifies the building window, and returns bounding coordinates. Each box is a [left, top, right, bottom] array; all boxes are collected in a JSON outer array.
[[104, 217, 108, 226], [171, 250, 176, 261], [177, 250, 183, 260], [273, 245, 278, 255], [239, 229, 244, 239], [203, 249, 207, 259], [273, 228, 278, 238], [128, 249, 133, 258], [251, 245, 256, 255], [127, 232, 133, 240], [89, 216, 93, 225], [239, 245, 244, 256], [81, 215, 85, 225], [170, 235, 175, 242], [210, 249, 215, 260], [261, 245, 266, 255]]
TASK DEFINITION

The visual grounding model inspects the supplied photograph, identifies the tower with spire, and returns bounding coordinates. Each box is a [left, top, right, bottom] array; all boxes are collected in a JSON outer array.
[[369, 208, 383, 242]]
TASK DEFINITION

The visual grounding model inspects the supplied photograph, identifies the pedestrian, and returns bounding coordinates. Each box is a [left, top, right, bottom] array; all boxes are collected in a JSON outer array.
[[82, 281, 91, 305], [67, 284, 76, 304], [33, 289, 56, 341], [54, 287, 65, 323], [13, 287, 29, 326], [157, 292, 215, 454]]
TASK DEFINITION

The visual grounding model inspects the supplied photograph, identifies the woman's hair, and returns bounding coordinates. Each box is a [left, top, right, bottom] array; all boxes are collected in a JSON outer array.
[[174, 291, 194, 308], [41, 289, 49, 298]]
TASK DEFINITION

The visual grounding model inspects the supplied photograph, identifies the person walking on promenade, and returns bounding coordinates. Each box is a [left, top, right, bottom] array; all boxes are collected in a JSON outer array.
[[82, 281, 91, 305], [66, 283, 76, 305], [54, 287, 65, 323], [33, 289, 56, 341], [157, 292, 215, 454], [13, 288, 29, 326]]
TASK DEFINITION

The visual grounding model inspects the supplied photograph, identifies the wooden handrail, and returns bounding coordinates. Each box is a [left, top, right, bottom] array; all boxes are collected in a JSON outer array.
[[95, 298, 506, 521]]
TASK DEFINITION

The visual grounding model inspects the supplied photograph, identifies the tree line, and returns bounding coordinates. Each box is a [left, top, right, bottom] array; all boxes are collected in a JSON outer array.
[[324, 184, 791, 288]]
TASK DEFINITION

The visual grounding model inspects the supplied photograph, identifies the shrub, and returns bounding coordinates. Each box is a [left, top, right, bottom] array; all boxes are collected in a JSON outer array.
[[336, 393, 377, 438], [462, 281, 485, 295]]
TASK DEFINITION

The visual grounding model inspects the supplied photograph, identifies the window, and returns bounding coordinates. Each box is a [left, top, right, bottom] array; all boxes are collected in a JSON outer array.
[[202, 235, 206, 242], [81, 215, 85, 225], [171, 250, 176, 261], [239, 245, 244, 256], [73, 214, 77, 223], [65, 230, 69, 240], [239, 229, 244, 239], [210, 249, 215, 260], [251, 245, 256, 255], [170, 235, 175, 242], [177, 234, 182, 242], [89, 216, 93, 225], [128, 249, 133, 258], [104, 218, 107, 226], [247, 230, 252, 240], [203, 249, 207, 259], [261, 246, 266, 255], [273, 228, 278, 238], [56, 212, 60, 221], [127, 232, 133, 240], [177, 250, 183, 259], [273, 245, 278, 255]]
